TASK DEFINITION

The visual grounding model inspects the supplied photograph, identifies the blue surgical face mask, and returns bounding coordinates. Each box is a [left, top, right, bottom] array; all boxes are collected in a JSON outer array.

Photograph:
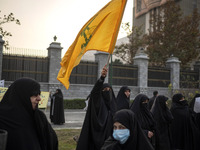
[[112, 129, 130, 144]]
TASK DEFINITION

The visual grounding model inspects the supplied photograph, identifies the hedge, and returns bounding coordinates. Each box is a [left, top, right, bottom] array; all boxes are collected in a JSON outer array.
[[63, 99, 86, 109], [63, 99, 189, 109]]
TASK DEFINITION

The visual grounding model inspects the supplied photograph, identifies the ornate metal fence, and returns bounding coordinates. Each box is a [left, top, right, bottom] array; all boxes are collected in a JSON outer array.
[[109, 64, 138, 86], [2, 47, 49, 82], [69, 61, 98, 84], [148, 67, 170, 87]]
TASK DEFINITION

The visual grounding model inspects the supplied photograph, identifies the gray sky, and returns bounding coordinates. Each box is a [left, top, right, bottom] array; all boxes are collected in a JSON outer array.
[[1, 0, 133, 56]]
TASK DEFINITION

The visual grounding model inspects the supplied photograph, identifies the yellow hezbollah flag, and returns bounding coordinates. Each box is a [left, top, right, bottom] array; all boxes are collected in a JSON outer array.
[[57, 0, 127, 89]]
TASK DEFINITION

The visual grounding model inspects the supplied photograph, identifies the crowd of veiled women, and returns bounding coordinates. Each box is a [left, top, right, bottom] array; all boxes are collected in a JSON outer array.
[[0, 65, 200, 150], [76, 65, 200, 150]]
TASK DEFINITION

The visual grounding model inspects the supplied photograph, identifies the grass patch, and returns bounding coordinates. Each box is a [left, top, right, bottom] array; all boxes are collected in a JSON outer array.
[[55, 129, 81, 150]]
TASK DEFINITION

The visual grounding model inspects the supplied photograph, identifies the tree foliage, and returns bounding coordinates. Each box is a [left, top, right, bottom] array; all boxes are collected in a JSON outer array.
[[0, 11, 20, 49], [114, 22, 145, 64], [144, 1, 200, 66]]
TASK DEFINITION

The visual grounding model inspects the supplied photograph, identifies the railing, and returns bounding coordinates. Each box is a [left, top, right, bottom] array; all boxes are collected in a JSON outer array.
[[109, 64, 138, 86], [148, 67, 170, 87], [3, 47, 48, 57]]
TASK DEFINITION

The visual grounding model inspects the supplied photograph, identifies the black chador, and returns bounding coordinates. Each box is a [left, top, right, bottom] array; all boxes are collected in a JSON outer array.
[[170, 93, 200, 150], [151, 95, 173, 150], [50, 89, 65, 124], [0, 78, 58, 150], [76, 76, 117, 150], [130, 94, 157, 149], [116, 86, 131, 110]]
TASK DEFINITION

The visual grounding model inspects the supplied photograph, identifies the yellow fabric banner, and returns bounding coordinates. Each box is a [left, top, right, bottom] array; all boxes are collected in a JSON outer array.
[[57, 0, 127, 89], [0, 87, 49, 109]]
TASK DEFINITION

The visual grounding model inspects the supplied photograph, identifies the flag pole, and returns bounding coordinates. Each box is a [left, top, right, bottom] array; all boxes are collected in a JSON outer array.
[[106, 54, 111, 66]]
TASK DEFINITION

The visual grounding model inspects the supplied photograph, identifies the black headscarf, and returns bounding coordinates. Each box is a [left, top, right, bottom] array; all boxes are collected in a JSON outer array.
[[170, 93, 200, 150], [130, 94, 156, 131], [116, 86, 130, 110], [76, 77, 116, 150], [101, 109, 154, 150], [170, 93, 187, 110], [151, 95, 173, 150], [53, 89, 63, 98], [0, 78, 58, 150]]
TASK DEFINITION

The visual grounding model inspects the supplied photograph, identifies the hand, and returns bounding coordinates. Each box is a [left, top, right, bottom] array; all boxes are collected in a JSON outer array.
[[148, 131, 154, 138], [101, 65, 108, 77]]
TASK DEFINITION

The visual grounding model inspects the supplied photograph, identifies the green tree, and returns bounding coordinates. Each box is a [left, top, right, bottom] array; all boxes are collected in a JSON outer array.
[[0, 11, 20, 49], [144, 1, 200, 66], [114, 22, 145, 64]]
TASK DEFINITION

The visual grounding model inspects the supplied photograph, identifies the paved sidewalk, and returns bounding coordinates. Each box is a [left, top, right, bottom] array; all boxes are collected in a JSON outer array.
[[42, 109, 86, 130]]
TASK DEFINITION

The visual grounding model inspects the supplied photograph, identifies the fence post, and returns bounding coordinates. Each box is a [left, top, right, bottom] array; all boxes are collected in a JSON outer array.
[[166, 56, 180, 91], [0, 36, 5, 80], [94, 52, 109, 83], [47, 38, 63, 88], [133, 51, 149, 94]]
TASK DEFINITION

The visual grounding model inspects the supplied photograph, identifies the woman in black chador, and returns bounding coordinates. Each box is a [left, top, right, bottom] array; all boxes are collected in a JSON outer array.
[[130, 94, 157, 149], [151, 95, 173, 150], [50, 89, 65, 124], [101, 109, 154, 150], [0, 78, 58, 150], [116, 86, 131, 110], [170, 93, 200, 150], [76, 65, 117, 150]]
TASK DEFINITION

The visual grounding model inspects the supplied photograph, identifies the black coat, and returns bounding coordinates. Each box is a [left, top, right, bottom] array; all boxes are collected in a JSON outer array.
[[76, 76, 117, 150], [151, 95, 173, 150], [101, 109, 154, 150], [50, 89, 65, 124], [170, 93, 200, 150], [116, 86, 130, 110], [0, 78, 58, 150]]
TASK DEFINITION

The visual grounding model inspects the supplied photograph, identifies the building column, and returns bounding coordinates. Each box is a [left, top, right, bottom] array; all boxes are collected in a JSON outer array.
[[0, 36, 5, 80], [47, 39, 63, 87], [133, 52, 149, 94], [166, 56, 180, 90], [94, 52, 109, 83]]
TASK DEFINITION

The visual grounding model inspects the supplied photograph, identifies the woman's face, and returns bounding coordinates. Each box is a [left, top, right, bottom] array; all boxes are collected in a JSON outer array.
[[102, 87, 110, 91], [142, 99, 148, 104], [124, 90, 130, 98], [30, 94, 41, 110], [113, 122, 127, 130], [180, 97, 185, 101]]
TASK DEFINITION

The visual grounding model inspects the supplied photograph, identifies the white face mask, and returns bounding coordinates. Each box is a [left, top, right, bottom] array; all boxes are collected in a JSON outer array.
[[112, 129, 130, 144]]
